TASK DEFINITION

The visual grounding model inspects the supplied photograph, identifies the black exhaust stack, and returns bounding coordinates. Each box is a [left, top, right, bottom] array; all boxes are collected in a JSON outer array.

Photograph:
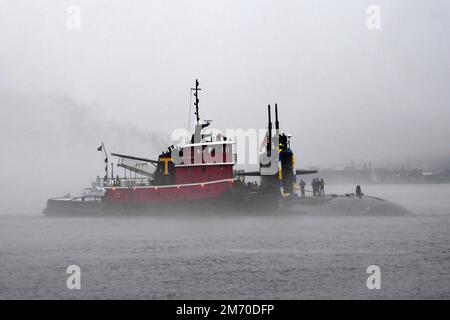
[[275, 103, 279, 130]]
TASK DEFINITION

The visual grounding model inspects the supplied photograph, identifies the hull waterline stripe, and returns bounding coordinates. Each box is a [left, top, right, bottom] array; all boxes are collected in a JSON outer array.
[[105, 178, 237, 190]]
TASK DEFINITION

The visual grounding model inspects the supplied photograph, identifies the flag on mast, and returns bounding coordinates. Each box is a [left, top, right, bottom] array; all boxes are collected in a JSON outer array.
[[260, 131, 269, 152]]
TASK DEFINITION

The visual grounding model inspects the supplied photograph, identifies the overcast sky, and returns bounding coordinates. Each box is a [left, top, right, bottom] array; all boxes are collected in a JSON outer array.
[[0, 0, 449, 212]]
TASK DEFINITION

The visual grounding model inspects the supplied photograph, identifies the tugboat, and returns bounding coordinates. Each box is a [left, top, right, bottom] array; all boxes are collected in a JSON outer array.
[[43, 79, 316, 216]]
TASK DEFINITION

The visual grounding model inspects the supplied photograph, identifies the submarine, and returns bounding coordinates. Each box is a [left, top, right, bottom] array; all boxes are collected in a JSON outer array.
[[235, 106, 413, 217], [43, 79, 411, 217]]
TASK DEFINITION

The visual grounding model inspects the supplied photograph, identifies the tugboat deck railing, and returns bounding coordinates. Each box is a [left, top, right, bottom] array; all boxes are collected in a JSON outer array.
[[95, 177, 238, 190]]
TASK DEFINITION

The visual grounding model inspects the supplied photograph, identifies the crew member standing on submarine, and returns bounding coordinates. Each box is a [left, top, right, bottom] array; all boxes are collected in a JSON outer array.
[[300, 179, 306, 197], [311, 179, 317, 196]]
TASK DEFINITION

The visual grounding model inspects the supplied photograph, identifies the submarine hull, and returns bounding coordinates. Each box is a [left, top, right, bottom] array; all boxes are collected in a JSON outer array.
[[280, 194, 413, 216]]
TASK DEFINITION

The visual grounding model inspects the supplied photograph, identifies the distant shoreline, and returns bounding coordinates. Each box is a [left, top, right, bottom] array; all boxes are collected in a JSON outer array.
[[324, 182, 450, 186]]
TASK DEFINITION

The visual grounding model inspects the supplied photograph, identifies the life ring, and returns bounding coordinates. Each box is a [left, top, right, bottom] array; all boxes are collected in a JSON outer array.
[[114, 192, 121, 199]]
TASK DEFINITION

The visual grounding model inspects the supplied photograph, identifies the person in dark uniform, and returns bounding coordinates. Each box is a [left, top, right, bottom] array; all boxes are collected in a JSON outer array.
[[356, 185, 362, 198], [311, 179, 316, 196], [299, 179, 306, 197], [320, 178, 325, 197]]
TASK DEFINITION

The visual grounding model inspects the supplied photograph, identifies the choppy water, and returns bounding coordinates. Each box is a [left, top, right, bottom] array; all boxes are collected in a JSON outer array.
[[0, 184, 449, 299]]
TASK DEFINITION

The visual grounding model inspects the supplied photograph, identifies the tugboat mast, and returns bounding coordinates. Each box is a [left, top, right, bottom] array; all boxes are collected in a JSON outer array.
[[191, 79, 201, 125]]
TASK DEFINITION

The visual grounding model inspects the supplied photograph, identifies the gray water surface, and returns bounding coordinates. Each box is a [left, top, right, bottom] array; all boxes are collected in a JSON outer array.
[[1, 184, 449, 299]]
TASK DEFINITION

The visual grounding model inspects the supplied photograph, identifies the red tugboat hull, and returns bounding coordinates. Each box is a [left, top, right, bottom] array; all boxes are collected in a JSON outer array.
[[104, 179, 234, 205], [43, 182, 280, 216]]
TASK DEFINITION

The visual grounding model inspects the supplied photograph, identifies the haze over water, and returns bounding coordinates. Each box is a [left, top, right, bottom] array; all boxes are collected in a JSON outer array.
[[0, 0, 449, 300], [0, 184, 448, 299]]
